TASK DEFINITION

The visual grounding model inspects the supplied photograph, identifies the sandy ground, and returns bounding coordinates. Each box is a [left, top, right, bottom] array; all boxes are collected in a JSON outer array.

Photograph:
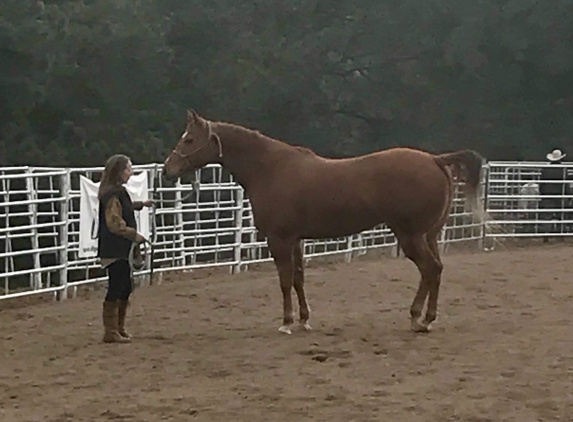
[[1, 242, 573, 422]]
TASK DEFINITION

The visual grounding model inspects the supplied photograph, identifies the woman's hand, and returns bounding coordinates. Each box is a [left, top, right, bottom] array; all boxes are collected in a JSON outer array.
[[141, 199, 154, 207]]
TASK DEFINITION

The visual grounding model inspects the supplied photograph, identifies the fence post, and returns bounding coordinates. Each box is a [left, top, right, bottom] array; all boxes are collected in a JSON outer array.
[[232, 187, 245, 274], [141, 166, 156, 287], [344, 235, 354, 263], [2, 176, 13, 295], [480, 164, 490, 251], [57, 169, 70, 301], [439, 226, 447, 254], [174, 178, 186, 268], [391, 241, 400, 258], [25, 168, 42, 290], [391, 230, 400, 258], [355, 233, 366, 257]]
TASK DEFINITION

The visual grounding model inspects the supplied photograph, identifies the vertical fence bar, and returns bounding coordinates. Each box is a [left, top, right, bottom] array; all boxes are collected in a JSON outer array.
[[355, 233, 366, 257], [188, 169, 200, 267], [232, 187, 244, 274], [214, 168, 222, 264], [26, 168, 42, 290], [344, 235, 354, 263], [478, 164, 489, 250], [174, 178, 185, 268], [481, 163, 492, 250], [2, 176, 10, 295], [146, 166, 157, 286], [46, 175, 55, 288], [439, 226, 447, 253], [57, 169, 70, 301]]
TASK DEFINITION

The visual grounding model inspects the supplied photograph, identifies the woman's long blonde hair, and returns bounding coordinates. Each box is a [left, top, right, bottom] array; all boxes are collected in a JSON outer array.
[[98, 154, 131, 200]]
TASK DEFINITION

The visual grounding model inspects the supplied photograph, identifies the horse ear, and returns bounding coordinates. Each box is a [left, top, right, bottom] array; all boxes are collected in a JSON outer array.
[[187, 109, 199, 123]]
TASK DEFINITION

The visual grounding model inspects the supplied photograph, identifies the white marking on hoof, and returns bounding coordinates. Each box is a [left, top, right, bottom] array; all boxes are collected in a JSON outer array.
[[300, 321, 312, 331], [278, 325, 292, 335], [411, 319, 430, 333]]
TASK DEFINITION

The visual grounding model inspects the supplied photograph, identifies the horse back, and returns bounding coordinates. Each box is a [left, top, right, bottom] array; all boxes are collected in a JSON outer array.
[[249, 147, 453, 238]]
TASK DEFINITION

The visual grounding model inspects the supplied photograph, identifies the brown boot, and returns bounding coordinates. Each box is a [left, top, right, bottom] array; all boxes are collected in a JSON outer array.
[[102, 301, 131, 343], [118, 300, 132, 340]]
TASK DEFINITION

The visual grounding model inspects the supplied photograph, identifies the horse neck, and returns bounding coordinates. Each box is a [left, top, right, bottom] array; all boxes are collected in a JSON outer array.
[[215, 123, 291, 189]]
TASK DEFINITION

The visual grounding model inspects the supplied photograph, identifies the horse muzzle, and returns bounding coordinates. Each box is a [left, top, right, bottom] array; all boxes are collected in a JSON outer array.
[[162, 171, 179, 183]]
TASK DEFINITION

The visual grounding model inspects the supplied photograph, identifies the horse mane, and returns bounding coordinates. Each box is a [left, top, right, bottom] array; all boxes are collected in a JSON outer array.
[[214, 121, 264, 139], [213, 121, 317, 157], [294, 145, 316, 155]]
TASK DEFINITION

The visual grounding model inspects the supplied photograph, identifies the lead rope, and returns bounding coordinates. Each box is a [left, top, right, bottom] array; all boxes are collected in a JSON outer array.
[[126, 239, 147, 318], [128, 239, 150, 273]]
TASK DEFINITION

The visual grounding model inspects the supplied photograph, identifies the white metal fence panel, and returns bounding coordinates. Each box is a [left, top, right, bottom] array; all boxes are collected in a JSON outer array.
[[3, 160, 554, 301], [0, 167, 68, 298], [484, 162, 573, 242], [153, 165, 244, 272]]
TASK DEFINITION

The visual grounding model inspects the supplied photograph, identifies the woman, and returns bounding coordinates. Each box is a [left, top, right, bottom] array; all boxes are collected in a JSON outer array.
[[97, 154, 153, 343]]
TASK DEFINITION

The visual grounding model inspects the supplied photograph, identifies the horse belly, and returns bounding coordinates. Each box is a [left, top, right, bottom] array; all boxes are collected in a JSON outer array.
[[299, 188, 386, 238], [302, 214, 382, 239]]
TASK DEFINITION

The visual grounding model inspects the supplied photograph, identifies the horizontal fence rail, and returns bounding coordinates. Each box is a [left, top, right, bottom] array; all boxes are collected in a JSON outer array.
[[1, 161, 570, 300]]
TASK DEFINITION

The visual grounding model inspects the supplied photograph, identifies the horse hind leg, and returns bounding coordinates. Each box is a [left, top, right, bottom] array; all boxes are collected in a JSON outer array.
[[412, 173, 451, 330], [397, 233, 443, 333], [421, 189, 451, 329], [292, 240, 311, 331], [423, 227, 444, 328]]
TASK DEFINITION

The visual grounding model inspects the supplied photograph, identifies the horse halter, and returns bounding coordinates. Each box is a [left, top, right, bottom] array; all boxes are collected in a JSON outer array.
[[170, 121, 223, 169], [162, 121, 221, 204]]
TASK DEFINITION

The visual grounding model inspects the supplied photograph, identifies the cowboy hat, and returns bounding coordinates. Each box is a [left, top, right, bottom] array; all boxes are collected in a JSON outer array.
[[547, 148, 566, 162]]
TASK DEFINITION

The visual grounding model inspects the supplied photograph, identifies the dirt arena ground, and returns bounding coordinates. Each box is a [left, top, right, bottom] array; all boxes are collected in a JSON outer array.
[[1, 242, 573, 422]]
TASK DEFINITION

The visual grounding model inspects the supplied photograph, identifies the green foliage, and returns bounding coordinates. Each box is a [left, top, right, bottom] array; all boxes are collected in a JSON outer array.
[[1, 0, 573, 166]]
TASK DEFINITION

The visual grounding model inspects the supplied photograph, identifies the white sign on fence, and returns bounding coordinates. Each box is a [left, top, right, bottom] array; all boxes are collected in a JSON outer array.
[[79, 173, 150, 258]]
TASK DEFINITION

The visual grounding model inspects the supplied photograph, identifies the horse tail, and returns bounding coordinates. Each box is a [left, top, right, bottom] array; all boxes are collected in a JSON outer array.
[[434, 149, 485, 213]]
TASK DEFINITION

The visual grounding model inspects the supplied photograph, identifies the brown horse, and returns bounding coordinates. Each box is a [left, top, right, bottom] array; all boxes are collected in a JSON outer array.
[[163, 110, 484, 334]]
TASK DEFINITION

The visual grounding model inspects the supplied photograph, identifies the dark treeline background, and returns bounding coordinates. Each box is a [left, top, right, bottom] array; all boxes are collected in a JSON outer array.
[[2, 0, 573, 167]]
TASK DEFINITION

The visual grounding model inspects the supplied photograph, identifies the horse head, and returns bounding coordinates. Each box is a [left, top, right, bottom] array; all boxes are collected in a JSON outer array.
[[163, 110, 222, 182]]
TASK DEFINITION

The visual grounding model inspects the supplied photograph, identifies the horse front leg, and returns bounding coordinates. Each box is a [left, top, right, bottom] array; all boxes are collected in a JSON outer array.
[[268, 236, 296, 334], [293, 240, 311, 331]]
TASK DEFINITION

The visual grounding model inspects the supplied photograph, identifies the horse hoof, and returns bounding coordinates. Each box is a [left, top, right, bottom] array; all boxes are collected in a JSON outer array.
[[300, 321, 312, 331], [278, 325, 292, 335], [411, 320, 430, 333]]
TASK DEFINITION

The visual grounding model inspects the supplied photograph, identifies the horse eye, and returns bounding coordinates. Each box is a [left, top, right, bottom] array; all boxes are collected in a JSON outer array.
[[180, 130, 193, 143]]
